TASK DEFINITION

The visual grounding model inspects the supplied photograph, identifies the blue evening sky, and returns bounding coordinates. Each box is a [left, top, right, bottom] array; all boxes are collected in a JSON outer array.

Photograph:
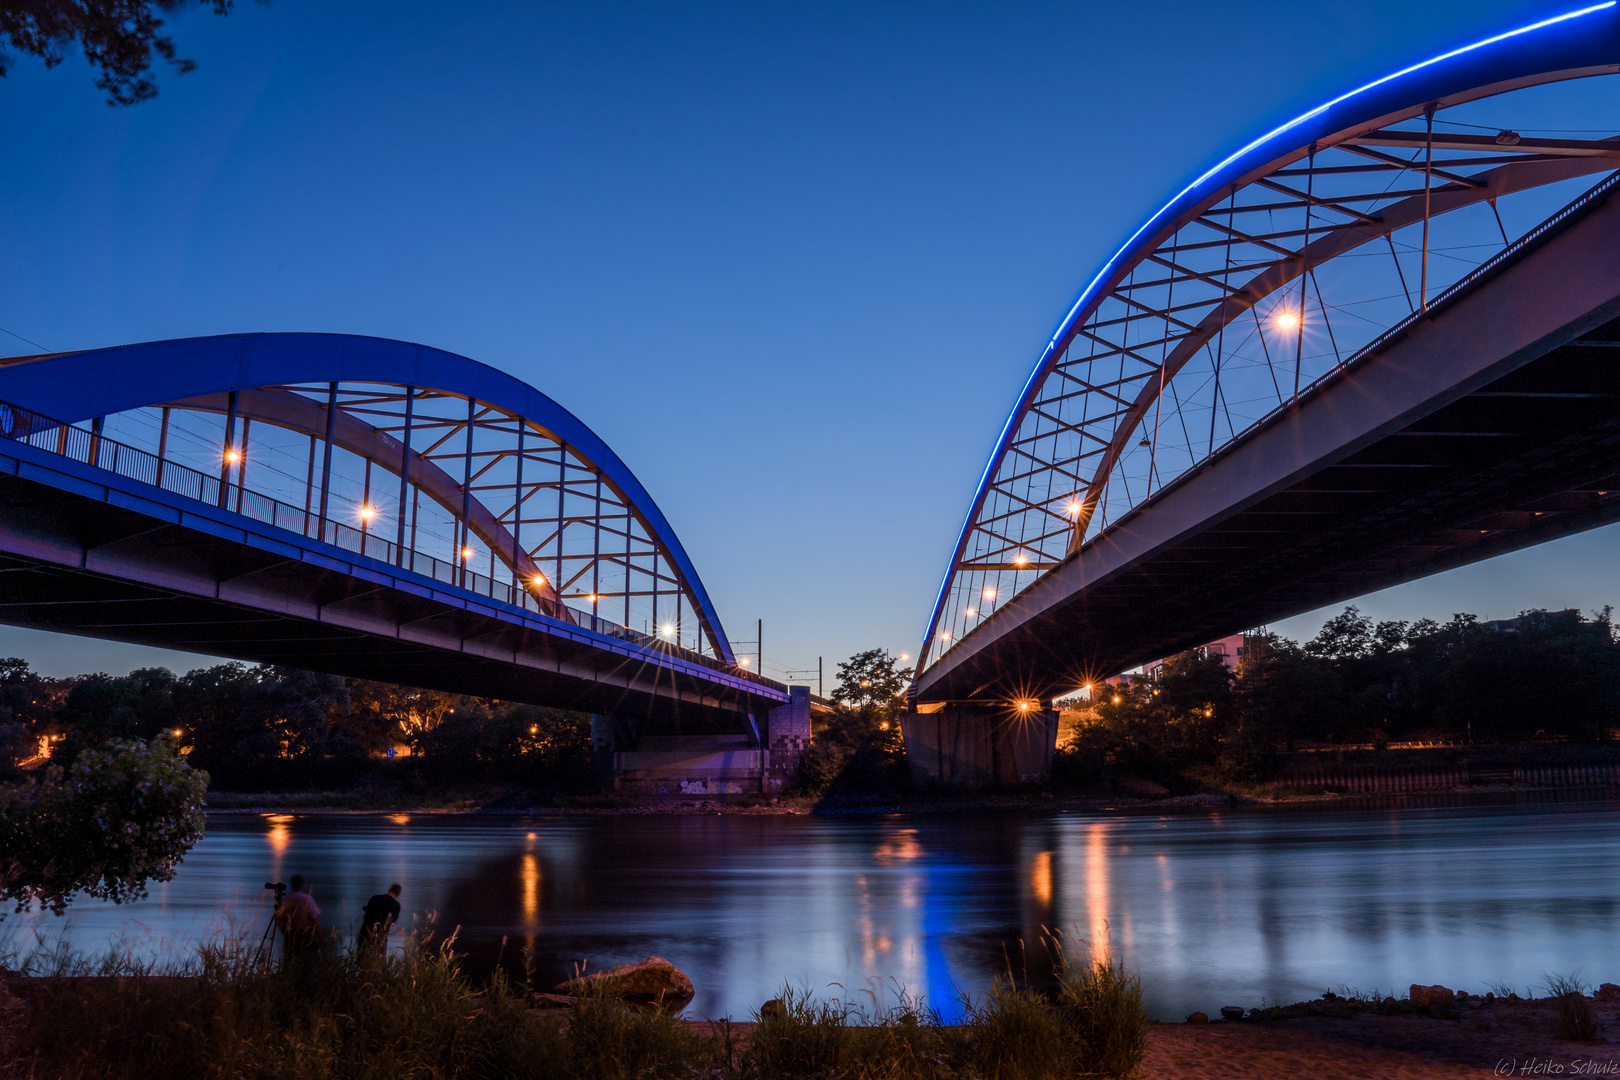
[[2, 0, 1616, 682]]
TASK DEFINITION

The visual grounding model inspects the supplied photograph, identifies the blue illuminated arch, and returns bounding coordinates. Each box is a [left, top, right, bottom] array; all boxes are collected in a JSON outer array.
[[0, 331, 737, 664]]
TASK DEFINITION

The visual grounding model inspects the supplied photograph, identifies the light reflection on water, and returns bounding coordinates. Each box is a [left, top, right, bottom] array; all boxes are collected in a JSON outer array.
[[9, 796, 1620, 1020]]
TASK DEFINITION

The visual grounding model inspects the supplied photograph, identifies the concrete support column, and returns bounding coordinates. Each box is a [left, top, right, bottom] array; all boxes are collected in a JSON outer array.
[[589, 713, 633, 792], [903, 704, 1058, 790], [765, 685, 812, 793]]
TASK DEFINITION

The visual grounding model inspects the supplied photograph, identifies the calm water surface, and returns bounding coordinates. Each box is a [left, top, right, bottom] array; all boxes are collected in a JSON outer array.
[[12, 796, 1620, 1020]]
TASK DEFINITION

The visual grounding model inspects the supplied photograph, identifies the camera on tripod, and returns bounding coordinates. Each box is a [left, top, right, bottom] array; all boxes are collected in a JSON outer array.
[[265, 881, 287, 906]]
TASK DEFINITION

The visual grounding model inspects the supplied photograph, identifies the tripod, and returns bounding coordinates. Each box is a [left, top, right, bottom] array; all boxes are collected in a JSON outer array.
[[254, 886, 286, 966]]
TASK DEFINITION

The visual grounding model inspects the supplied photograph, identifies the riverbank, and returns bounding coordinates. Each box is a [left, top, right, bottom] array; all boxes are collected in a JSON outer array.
[[201, 783, 1615, 815], [196, 742, 1620, 814]]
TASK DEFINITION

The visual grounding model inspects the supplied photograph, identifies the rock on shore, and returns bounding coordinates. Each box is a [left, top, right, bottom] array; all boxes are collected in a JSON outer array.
[[557, 957, 694, 1004]]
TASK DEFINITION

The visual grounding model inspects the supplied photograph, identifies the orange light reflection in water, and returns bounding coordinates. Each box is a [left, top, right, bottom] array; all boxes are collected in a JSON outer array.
[[1031, 850, 1053, 907], [521, 853, 540, 924], [1086, 824, 1111, 964]]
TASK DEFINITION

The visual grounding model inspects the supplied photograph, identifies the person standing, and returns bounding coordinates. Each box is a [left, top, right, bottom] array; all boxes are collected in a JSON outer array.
[[275, 874, 322, 959], [359, 883, 402, 949]]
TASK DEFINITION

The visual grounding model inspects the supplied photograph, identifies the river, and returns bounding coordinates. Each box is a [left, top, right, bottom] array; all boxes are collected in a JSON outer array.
[[8, 794, 1620, 1020]]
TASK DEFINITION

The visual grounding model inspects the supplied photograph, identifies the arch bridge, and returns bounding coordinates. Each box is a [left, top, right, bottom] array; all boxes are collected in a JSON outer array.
[[910, 4, 1620, 783], [0, 334, 790, 737]]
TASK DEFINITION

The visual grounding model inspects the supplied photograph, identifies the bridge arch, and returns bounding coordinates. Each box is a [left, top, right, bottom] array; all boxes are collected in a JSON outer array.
[[921, 2, 1620, 677], [0, 332, 736, 665]]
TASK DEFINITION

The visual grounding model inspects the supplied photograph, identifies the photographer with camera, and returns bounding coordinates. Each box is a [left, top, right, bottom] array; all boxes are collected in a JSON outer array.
[[272, 874, 322, 960]]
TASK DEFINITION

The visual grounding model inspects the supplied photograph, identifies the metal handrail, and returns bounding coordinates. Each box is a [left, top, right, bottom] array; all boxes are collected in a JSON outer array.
[[0, 398, 785, 692]]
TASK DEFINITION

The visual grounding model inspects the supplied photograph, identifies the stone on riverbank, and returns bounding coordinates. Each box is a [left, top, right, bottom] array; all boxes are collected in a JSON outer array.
[[1410, 984, 1454, 1012], [558, 956, 695, 1003], [1187, 1011, 1209, 1024]]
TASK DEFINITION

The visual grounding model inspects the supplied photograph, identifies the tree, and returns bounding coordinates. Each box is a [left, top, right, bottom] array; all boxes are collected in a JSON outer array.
[[0, 736, 207, 915], [830, 649, 911, 715], [0, 0, 234, 105]]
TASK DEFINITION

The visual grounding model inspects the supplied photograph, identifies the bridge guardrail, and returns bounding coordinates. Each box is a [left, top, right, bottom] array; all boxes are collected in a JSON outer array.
[[0, 398, 786, 695]]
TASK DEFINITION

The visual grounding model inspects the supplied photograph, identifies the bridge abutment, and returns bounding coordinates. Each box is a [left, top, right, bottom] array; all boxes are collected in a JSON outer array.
[[595, 686, 813, 798], [903, 705, 1058, 790]]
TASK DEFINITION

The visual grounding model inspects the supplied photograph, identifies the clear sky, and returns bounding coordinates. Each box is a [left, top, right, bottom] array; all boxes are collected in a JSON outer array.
[[2, 0, 1617, 681]]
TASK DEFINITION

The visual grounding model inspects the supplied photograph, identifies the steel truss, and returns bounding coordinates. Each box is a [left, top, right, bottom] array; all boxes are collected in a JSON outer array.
[[921, 7, 1620, 675], [86, 380, 726, 662]]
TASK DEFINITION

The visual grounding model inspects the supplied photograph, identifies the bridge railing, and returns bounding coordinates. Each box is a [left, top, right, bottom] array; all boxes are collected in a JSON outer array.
[[0, 398, 786, 694]]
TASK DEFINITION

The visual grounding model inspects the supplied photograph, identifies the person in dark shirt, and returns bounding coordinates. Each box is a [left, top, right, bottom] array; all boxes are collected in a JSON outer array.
[[359, 883, 402, 949]]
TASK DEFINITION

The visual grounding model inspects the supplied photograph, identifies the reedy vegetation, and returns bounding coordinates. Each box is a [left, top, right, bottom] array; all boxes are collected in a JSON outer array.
[[2, 930, 1148, 1080]]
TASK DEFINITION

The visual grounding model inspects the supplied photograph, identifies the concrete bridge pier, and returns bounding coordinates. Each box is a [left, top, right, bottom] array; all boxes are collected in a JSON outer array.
[[592, 686, 814, 797], [903, 704, 1059, 790]]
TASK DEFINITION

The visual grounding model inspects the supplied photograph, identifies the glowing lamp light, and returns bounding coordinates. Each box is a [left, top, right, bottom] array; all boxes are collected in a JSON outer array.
[[965, 607, 977, 617], [223, 448, 241, 465], [1014, 554, 1028, 566], [860, 679, 870, 688], [1066, 500, 1083, 519], [1018, 702, 1030, 712], [359, 504, 376, 523], [899, 653, 910, 662], [529, 724, 539, 734], [461, 547, 474, 561], [1274, 309, 1300, 332], [172, 728, 183, 738], [532, 574, 547, 587], [661, 622, 675, 638], [586, 593, 598, 603], [739, 656, 751, 667], [982, 587, 996, 600], [941, 631, 952, 641], [879, 721, 890, 730]]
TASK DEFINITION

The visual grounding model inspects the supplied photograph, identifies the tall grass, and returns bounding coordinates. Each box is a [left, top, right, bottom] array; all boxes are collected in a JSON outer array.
[[4, 929, 1149, 1080], [1545, 973, 1601, 1041]]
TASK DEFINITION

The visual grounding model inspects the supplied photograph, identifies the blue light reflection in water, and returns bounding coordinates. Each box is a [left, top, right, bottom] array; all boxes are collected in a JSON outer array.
[[9, 797, 1620, 1020]]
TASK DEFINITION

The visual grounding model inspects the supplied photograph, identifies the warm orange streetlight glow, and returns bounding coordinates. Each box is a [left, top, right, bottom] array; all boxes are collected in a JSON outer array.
[[1066, 500, 1083, 518], [532, 574, 546, 587], [941, 631, 952, 640], [982, 587, 996, 600], [1019, 702, 1030, 711], [739, 656, 750, 666], [586, 593, 597, 603], [899, 653, 909, 662], [661, 623, 675, 638], [879, 721, 889, 730], [529, 724, 539, 734], [860, 679, 869, 687], [359, 504, 376, 522], [223, 448, 241, 465], [965, 607, 977, 617], [1014, 553, 1028, 566], [172, 728, 183, 738], [1274, 309, 1300, 332], [461, 546, 474, 561]]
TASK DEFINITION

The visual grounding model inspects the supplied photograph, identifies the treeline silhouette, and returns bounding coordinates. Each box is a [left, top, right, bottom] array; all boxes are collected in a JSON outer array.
[[1059, 606, 1620, 790], [0, 660, 593, 795]]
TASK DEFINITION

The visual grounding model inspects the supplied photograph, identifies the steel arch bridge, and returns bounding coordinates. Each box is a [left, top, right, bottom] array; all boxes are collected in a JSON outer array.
[[915, 3, 1620, 713], [0, 333, 786, 727]]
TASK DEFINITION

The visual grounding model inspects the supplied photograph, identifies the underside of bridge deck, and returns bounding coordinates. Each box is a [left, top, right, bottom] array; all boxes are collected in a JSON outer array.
[[0, 456, 777, 731]]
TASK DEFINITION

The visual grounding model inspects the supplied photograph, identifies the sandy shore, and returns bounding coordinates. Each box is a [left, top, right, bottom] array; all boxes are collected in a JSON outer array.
[[1139, 1004, 1620, 1078]]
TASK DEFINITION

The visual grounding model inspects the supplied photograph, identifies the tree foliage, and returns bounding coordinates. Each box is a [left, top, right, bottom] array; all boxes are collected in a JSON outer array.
[[0, 0, 234, 105], [1057, 605, 1620, 791], [0, 736, 207, 915]]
